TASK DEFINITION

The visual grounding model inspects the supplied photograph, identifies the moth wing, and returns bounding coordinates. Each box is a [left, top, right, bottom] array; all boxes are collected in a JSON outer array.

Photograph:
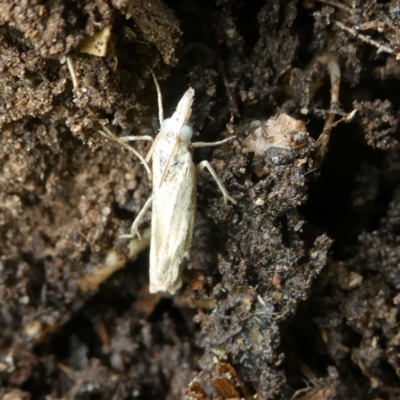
[[149, 150, 196, 294]]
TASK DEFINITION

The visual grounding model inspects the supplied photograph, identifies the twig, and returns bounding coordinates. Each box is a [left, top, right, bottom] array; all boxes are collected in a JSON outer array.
[[335, 21, 396, 56], [317, 0, 353, 13]]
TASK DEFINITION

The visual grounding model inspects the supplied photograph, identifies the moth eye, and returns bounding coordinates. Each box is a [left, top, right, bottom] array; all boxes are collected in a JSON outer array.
[[179, 124, 193, 143], [161, 118, 171, 129]]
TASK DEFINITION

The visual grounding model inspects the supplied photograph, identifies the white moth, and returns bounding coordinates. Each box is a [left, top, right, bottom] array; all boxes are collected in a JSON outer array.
[[64, 58, 235, 293], [148, 88, 197, 293], [124, 80, 237, 294]]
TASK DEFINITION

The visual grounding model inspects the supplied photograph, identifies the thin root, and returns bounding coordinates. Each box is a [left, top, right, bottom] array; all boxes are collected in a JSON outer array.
[[66, 56, 79, 90], [311, 53, 341, 161]]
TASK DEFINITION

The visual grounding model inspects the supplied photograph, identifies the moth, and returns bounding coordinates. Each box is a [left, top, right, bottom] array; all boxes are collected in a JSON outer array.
[[123, 78, 237, 294], [64, 58, 236, 293]]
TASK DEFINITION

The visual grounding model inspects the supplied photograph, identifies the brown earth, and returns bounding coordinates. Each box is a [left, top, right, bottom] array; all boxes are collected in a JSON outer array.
[[1, 0, 400, 399]]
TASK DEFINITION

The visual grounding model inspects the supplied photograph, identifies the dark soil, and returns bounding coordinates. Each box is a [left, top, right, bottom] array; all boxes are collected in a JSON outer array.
[[1, 0, 400, 399]]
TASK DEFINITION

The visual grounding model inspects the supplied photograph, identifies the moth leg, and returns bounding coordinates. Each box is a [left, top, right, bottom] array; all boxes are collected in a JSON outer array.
[[197, 161, 237, 205], [86, 110, 152, 176], [120, 196, 153, 240], [192, 136, 236, 148], [65, 56, 152, 175], [119, 135, 153, 142], [77, 227, 151, 292]]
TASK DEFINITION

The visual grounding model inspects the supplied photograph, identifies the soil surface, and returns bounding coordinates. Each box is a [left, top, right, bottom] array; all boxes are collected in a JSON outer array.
[[1, 0, 400, 399]]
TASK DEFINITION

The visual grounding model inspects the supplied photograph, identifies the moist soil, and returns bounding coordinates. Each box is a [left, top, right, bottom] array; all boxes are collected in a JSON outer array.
[[1, 1, 400, 399]]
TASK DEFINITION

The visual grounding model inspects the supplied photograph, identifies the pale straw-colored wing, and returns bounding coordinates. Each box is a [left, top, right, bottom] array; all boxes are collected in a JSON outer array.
[[148, 87, 196, 294], [149, 145, 196, 293]]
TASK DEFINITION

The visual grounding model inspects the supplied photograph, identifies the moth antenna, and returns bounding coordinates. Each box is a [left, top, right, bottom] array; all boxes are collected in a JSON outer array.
[[145, 133, 161, 163], [151, 71, 164, 125], [159, 137, 180, 187], [85, 108, 151, 176], [65, 56, 151, 176]]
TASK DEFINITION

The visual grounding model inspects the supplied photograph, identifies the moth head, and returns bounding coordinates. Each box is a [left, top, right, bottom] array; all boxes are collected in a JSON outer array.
[[160, 118, 193, 143], [179, 124, 193, 143]]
